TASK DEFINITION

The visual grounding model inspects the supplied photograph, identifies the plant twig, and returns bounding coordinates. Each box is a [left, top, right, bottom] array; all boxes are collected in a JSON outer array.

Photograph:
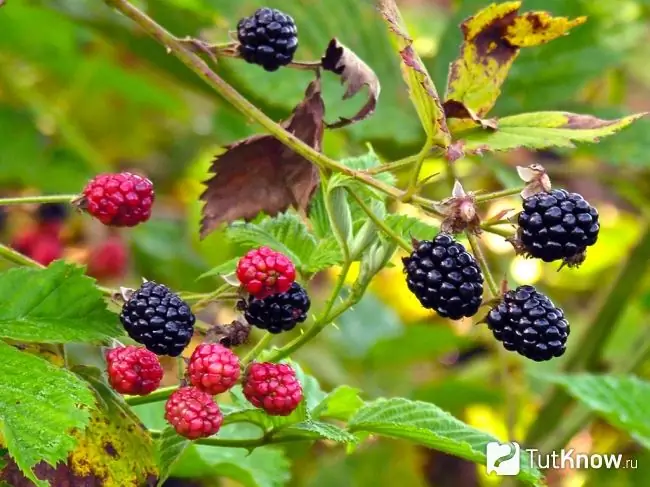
[[475, 187, 522, 203], [0, 243, 45, 269], [366, 154, 421, 175], [0, 194, 78, 206], [466, 233, 499, 297], [148, 429, 315, 447], [404, 140, 434, 199], [241, 332, 273, 366], [126, 385, 177, 406]]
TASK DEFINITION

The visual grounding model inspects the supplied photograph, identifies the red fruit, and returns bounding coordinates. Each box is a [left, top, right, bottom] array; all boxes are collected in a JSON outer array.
[[165, 387, 223, 439], [236, 247, 296, 298], [12, 228, 62, 266], [188, 343, 241, 395], [81, 172, 154, 227], [243, 362, 303, 416], [106, 346, 163, 396], [87, 237, 128, 280]]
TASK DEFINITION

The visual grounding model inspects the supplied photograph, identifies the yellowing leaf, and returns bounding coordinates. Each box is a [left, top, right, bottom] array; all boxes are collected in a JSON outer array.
[[379, 0, 450, 148], [445, 1, 585, 132], [458, 111, 646, 154]]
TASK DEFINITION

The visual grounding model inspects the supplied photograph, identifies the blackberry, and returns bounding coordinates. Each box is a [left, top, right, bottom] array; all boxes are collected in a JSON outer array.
[[120, 281, 195, 357], [518, 189, 599, 266], [36, 203, 68, 223], [237, 7, 298, 72], [241, 282, 310, 334], [486, 285, 569, 362], [403, 233, 484, 320]]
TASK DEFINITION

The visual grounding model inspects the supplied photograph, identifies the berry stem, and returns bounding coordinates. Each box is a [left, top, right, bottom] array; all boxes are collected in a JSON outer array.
[[241, 332, 274, 366], [465, 233, 499, 297], [404, 139, 434, 199], [474, 187, 523, 203], [0, 243, 44, 269], [479, 224, 514, 239], [366, 154, 421, 175], [347, 190, 411, 252], [148, 429, 315, 447], [0, 194, 78, 206], [125, 385, 177, 406], [101, 0, 405, 203]]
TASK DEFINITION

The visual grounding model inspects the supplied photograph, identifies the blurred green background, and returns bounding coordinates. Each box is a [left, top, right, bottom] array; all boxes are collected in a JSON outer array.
[[2, 0, 650, 486]]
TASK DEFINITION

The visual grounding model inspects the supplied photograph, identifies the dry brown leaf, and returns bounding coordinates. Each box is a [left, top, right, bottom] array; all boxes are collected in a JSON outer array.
[[443, 100, 499, 130], [199, 79, 323, 238], [321, 38, 380, 129]]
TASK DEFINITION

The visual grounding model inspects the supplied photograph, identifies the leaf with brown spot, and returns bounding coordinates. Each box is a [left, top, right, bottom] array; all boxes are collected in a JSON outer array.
[[458, 111, 647, 154], [379, 0, 450, 147], [200, 79, 323, 238], [445, 1, 585, 133], [321, 38, 380, 129], [443, 100, 498, 131]]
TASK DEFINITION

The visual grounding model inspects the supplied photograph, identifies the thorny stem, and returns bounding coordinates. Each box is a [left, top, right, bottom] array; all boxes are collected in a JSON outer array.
[[475, 187, 523, 203], [347, 190, 411, 252], [0, 194, 78, 206], [366, 154, 421, 175], [102, 0, 404, 202]]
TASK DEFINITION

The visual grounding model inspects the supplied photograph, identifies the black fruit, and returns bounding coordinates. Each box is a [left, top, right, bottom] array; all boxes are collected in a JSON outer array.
[[403, 233, 484, 320], [518, 189, 599, 266], [37, 203, 68, 223], [486, 285, 569, 362], [120, 281, 195, 357], [241, 282, 310, 334], [237, 7, 298, 72]]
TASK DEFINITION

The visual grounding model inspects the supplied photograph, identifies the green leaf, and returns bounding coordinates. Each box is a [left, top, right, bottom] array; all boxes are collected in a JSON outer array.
[[304, 238, 343, 273], [0, 342, 94, 486], [543, 374, 650, 448], [198, 257, 239, 281], [156, 428, 190, 487], [0, 261, 122, 344], [276, 421, 357, 444], [312, 386, 364, 421], [348, 397, 543, 486], [326, 186, 354, 250], [460, 111, 645, 153], [384, 214, 439, 243]]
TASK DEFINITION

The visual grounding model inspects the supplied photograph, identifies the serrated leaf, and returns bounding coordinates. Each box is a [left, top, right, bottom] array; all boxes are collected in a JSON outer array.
[[348, 398, 542, 486], [379, 0, 450, 147], [459, 111, 645, 153], [312, 386, 364, 422], [198, 257, 239, 281], [543, 374, 650, 448], [385, 214, 439, 243], [276, 421, 357, 444], [445, 1, 586, 132], [156, 428, 190, 487], [326, 186, 353, 250], [0, 261, 122, 344], [304, 238, 343, 273], [0, 342, 94, 486]]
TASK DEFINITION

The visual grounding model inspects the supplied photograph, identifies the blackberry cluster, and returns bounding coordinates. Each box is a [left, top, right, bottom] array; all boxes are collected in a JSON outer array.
[[120, 281, 195, 357], [403, 234, 484, 320], [237, 8, 298, 72], [486, 285, 569, 362], [241, 282, 310, 334], [518, 189, 599, 265]]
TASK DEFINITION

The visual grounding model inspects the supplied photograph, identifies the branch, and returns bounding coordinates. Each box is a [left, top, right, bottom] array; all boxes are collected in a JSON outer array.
[[0, 194, 78, 206]]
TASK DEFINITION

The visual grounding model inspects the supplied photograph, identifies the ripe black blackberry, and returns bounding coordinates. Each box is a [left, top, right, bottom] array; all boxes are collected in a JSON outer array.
[[120, 281, 195, 357], [237, 7, 298, 72], [486, 285, 569, 362], [240, 282, 310, 334], [518, 189, 599, 266], [403, 233, 484, 320]]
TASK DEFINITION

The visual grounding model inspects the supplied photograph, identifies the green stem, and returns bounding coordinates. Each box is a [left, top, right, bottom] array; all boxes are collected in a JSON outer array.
[[126, 385, 177, 406], [527, 223, 650, 445], [475, 187, 522, 203], [103, 0, 404, 202], [480, 225, 514, 239], [366, 154, 420, 175], [148, 430, 314, 447], [404, 140, 434, 198], [466, 233, 499, 297], [241, 332, 273, 366], [0, 194, 78, 206], [0, 243, 44, 269], [347, 190, 411, 252]]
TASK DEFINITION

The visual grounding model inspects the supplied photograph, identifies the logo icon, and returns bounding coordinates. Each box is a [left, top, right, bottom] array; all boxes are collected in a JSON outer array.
[[486, 441, 521, 476]]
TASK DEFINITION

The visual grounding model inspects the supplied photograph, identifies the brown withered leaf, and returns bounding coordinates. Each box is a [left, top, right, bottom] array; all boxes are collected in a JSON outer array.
[[443, 100, 499, 130], [199, 79, 323, 238], [321, 38, 380, 129]]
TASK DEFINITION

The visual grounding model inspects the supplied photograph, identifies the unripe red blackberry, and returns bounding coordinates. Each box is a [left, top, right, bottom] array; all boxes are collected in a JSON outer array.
[[243, 362, 302, 416], [237, 8, 298, 72], [486, 285, 569, 362], [119, 281, 195, 357], [236, 246, 296, 298], [165, 387, 223, 439], [87, 236, 128, 280], [188, 343, 241, 395], [106, 345, 163, 395], [403, 233, 484, 320], [81, 172, 154, 227], [240, 282, 310, 334], [517, 189, 599, 266]]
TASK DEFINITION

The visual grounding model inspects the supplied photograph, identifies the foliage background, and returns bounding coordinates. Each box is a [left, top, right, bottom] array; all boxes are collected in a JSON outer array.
[[1, 0, 650, 486]]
